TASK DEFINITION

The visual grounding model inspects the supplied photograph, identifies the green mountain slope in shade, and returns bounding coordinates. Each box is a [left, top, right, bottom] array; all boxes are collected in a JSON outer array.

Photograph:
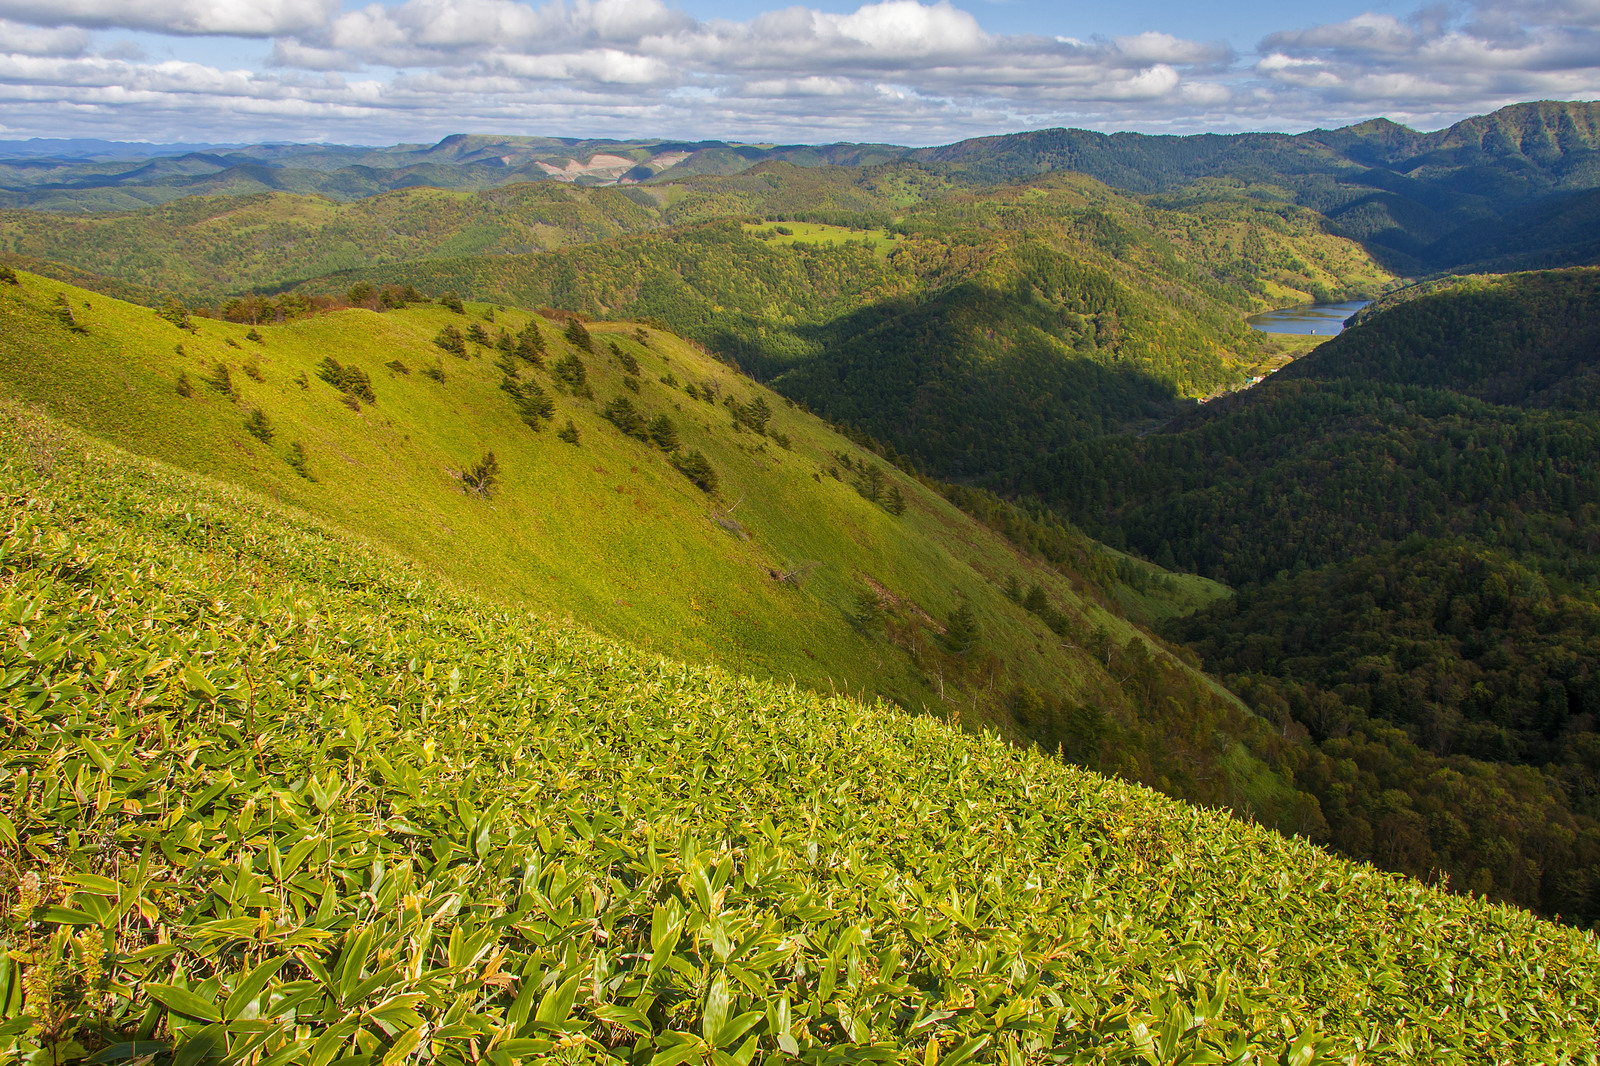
[[2, 268, 1353, 843], [1045, 268, 1600, 924], [2, 403, 1597, 1064]]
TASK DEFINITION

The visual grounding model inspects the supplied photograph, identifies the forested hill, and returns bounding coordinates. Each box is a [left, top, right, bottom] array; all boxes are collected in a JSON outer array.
[[0, 164, 955, 302], [1046, 267, 1600, 582], [913, 101, 1600, 273], [919, 101, 1600, 192], [1048, 268, 1600, 925], [1277, 269, 1600, 408]]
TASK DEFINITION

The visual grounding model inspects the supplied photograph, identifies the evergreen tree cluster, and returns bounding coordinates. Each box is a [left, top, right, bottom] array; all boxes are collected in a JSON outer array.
[[434, 324, 467, 356], [316, 357, 376, 406]]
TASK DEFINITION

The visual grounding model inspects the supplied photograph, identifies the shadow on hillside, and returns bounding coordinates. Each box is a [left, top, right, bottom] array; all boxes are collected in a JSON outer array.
[[717, 280, 1194, 487]]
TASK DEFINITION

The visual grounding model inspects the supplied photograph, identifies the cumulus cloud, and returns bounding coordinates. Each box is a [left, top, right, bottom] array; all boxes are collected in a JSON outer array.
[[0, 0, 340, 37], [0, 0, 1596, 144], [0, 17, 88, 56], [1255, 0, 1600, 114]]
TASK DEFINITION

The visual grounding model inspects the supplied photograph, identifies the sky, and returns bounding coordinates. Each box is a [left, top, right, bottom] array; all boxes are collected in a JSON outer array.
[[0, 0, 1597, 146]]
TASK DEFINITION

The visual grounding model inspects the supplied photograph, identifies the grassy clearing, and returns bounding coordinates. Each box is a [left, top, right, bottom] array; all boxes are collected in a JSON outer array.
[[1236, 332, 1330, 381], [1, 411, 1595, 1065], [742, 222, 901, 255], [1092, 548, 1231, 625]]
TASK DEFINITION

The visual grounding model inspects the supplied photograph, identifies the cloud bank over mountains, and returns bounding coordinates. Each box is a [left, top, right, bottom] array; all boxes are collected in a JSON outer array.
[[0, 0, 1597, 143]]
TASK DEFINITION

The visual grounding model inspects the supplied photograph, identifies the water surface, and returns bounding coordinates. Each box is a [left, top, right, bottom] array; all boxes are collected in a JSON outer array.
[[1248, 300, 1370, 336]]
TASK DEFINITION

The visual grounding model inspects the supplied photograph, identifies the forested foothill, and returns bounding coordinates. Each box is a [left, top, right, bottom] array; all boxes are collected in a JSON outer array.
[[1051, 269, 1600, 925]]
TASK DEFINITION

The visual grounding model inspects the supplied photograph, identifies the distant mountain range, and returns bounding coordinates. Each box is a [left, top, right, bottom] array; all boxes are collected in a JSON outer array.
[[5, 101, 1599, 275]]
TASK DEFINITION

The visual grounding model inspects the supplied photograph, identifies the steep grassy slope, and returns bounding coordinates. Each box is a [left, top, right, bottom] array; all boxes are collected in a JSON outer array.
[[3, 407, 1597, 1065], [0, 268, 1076, 708], [1, 269, 1346, 837]]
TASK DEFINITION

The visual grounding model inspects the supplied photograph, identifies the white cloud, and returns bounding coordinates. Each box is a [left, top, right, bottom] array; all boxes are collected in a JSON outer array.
[[0, 0, 340, 37], [0, 0, 1596, 144], [1262, 14, 1421, 55], [1254, 0, 1600, 114], [0, 16, 88, 56], [1114, 32, 1231, 67]]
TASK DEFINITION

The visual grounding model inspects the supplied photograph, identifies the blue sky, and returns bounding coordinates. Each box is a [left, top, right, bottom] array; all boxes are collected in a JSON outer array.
[[0, 0, 1596, 145]]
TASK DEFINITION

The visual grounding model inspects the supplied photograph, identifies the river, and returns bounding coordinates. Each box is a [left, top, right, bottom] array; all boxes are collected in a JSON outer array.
[[1247, 300, 1370, 336]]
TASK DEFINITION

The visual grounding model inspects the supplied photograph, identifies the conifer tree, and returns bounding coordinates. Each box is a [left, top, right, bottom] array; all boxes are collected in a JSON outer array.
[[285, 441, 314, 480], [209, 362, 236, 401], [852, 588, 884, 634], [244, 408, 273, 443], [884, 485, 906, 516], [746, 395, 772, 433], [515, 323, 545, 365], [435, 325, 466, 356], [612, 342, 640, 375], [942, 603, 979, 655], [671, 450, 718, 493], [603, 396, 648, 439], [157, 296, 192, 332], [564, 318, 594, 353], [553, 353, 591, 397], [648, 414, 679, 451]]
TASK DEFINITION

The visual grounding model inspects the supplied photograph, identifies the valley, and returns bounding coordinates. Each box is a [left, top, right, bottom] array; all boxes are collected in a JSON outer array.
[[3, 98, 1600, 1063]]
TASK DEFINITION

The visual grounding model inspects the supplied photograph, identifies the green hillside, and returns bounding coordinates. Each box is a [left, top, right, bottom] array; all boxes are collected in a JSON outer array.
[[1047, 269, 1600, 924], [3, 404, 1597, 1065], [0, 136, 919, 212], [288, 175, 1386, 480], [0, 268, 1349, 843]]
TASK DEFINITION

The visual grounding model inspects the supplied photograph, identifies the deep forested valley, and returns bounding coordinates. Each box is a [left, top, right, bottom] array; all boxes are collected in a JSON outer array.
[[1050, 269, 1600, 923]]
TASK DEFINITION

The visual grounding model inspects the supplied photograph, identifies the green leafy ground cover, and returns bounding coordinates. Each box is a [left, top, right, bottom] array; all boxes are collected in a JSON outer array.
[[2, 407, 1598, 1065]]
